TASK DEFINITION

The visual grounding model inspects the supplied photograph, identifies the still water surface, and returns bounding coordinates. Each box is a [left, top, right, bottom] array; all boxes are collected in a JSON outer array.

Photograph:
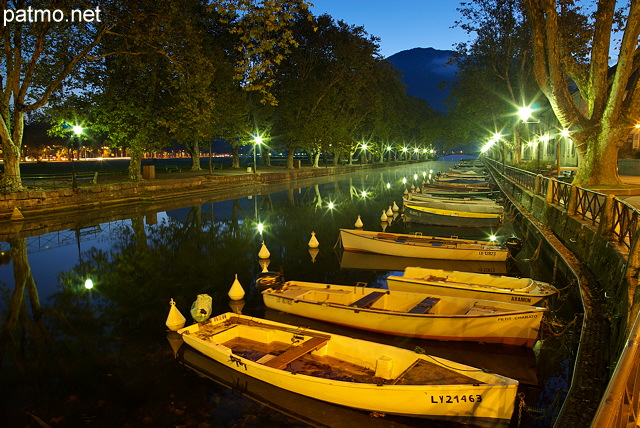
[[1, 162, 576, 427]]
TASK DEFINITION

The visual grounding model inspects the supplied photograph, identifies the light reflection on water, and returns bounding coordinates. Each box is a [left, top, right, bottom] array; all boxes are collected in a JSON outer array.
[[0, 162, 574, 427]]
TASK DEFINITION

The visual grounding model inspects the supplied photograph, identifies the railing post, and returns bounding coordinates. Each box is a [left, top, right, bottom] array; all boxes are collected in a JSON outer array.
[[535, 174, 543, 195], [627, 227, 640, 275], [546, 178, 555, 203], [568, 184, 579, 216], [597, 194, 616, 239]]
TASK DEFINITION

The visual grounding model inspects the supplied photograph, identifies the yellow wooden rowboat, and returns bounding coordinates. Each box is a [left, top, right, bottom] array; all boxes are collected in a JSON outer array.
[[179, 313, 519, 427], [339, 228, 509, 261], [387, 266, 558, 306], [404, 204, 503, 227], [262, 281, 546, 347]]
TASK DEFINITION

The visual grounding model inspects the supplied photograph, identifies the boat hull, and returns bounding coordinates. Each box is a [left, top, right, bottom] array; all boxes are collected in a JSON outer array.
[[339, 229, 508, 261], [387, 267, 557, 306], [404, 205, 502, 228], [179, 313, 518, 426], [263, 283, 545, 347], [402, 197, 504, 214]]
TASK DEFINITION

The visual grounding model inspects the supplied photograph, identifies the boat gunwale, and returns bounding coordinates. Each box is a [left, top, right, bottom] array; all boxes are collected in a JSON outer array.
[[404, 204, 503, 219], [387, 276, 554, 298], [263, 287, 547, 319]]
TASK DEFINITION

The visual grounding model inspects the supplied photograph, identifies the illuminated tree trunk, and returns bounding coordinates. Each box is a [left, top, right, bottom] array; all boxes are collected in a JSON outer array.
[[128, 150, 143, 181], [574, 133, 623, 186]]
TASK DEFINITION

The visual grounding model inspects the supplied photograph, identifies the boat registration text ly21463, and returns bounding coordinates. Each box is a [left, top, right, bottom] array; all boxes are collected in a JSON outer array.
[[479, 251, 497, 256], [430, 394, 483, 404]]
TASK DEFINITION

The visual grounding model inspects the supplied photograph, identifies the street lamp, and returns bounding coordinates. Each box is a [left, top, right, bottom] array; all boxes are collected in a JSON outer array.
[[361, 143, 368, 164], [559, 129, 571, 177], [402, 146, 408, 160], [71, 125, 82, 189], [518, 106, 542, 173], [253, 135, 263, 173], [386, 145, 393, 162]]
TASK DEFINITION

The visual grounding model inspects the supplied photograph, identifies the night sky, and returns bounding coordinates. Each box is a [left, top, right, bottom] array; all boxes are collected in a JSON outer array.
[[310, 1, 468, 58]]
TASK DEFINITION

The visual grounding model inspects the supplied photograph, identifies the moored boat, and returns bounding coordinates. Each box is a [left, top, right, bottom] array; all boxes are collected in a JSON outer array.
[[417, 187, 497, 198], [403, 204, 503, 228], [178, 312, 519, 427], [408, 192, 497, 204], [387, 266, 558, 306], [262, 281, 546, 347], [338, 228, 509, 261], [402, 196, 504, 214]]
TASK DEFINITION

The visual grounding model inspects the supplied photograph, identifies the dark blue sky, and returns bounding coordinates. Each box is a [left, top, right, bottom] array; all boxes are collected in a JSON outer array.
[[310, 1, 468, 58]]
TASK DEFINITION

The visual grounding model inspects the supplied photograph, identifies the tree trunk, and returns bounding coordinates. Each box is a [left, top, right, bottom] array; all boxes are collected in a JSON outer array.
[[128, 150, 144, 181], [262, 146, 271, 167], [189, 142, 201, 171], [286, 150, 294, 169], [1, 140, 23, 192], [231, 143, 240, 168], [576, 133, 622, 186], [1, 109, 25, 192], [312, 152, 320, 167]]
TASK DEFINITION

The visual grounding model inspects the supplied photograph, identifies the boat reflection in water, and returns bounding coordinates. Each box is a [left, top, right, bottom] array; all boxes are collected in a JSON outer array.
[[172, 336, 454, 428], [339, 250, 509, 275]]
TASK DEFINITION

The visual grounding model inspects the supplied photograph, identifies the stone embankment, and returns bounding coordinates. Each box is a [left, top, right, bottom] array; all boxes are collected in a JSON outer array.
[[0, 164, 381, 221]]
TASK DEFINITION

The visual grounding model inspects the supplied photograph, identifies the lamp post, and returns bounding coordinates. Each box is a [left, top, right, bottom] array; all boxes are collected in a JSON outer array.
[[402, 146, 407, 161], [386, 145, 393, 162], [253, 135, 263, 173], [71, 125, 82, 189], [559, 129, 571, 177], [361, 143, 368, 164], [518, 106, 542, 173]]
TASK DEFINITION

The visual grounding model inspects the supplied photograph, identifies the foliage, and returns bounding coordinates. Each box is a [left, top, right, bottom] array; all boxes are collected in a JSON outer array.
[[522, 0, 640, 186], [449, 0, 537, 160], [0, 0, 126, 191]]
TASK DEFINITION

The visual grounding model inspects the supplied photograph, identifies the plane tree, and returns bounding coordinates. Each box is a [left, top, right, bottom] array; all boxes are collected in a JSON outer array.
[[0, 0, 127, 192], [522, 1, 640, 186]]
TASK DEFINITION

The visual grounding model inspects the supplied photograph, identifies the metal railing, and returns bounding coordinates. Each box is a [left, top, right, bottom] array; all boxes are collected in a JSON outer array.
[[591, 310, 640, 427], [486, 158, 638, 250], [5, 170, 129, 190], [485, 157, 640, 427]]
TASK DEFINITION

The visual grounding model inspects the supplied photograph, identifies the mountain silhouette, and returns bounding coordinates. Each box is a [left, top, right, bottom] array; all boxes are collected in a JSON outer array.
[[386, 47, 457, 111]]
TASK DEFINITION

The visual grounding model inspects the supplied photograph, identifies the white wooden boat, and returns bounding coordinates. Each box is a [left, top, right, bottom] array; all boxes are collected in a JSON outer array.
[[409, 192, 496, 204], [387, 266, 558, 306], [404, 204, 503, 228], [176, 344, 423, 428], [402, 197, 504, 214], [339, 228, 509, 261], [435, 176, 489, 184], [426, 183, 492, 192], [262, 281, 546, 347], [418, 187, 496, 198], [179, 312, 519, 427]]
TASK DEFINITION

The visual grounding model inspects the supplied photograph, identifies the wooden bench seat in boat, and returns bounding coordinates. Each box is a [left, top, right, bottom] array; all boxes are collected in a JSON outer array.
[[466, 304, 500, 315], [407, 297, 440, 314], [349, 291, 386, 308], [261, 336, 329, 370]]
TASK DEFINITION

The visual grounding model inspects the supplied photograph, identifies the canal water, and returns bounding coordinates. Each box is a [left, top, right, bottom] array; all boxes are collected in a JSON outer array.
[[1, 162, 577, 427]]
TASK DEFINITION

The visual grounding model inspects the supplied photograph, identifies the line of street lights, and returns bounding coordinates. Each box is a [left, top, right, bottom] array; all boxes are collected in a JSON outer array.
[[481, 106, 573, 177]]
